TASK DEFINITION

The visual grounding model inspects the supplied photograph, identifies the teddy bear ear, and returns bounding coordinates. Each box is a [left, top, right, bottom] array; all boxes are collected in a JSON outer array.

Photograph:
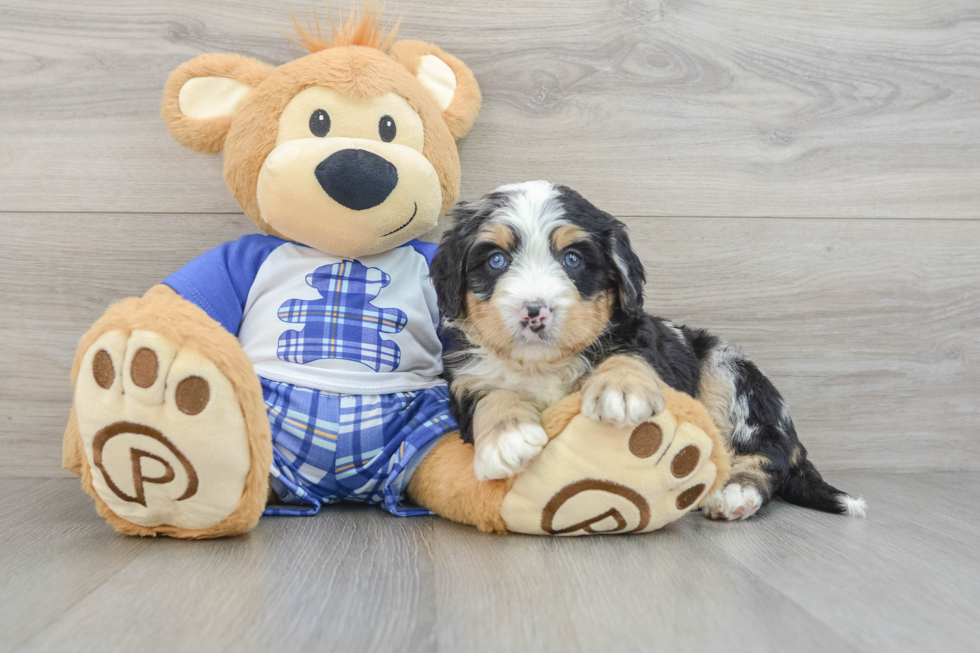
[[388, 41, 482, 140], [162, 54, 274, 154]]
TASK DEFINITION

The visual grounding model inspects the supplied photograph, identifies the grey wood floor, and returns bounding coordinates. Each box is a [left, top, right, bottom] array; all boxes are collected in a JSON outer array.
[[1, 0, 978, 651], [2, 473, 979, 653]]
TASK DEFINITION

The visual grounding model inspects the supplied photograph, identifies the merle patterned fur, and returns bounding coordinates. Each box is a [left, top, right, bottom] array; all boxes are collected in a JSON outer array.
[[430, 183, 860, 516]]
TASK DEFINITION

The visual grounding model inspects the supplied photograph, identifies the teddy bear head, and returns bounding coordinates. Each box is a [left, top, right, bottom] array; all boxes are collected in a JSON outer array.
[[162, 6, 481, 258]]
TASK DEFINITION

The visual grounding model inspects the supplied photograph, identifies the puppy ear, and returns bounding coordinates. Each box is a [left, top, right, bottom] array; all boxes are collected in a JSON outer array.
[[161, 54, 273, 154], [388, 41, 482, 140], [608, 225, 646, 317], [430, 202, 477, 323], [555, 184, 647, 317]]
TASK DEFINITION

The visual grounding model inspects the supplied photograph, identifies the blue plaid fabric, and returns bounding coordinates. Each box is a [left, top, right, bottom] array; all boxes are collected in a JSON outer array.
[[277, 260, 408, 372], [261, 379, 457, 517]]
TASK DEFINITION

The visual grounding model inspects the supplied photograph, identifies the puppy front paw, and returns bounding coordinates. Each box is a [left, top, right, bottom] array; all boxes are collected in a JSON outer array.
[[474, 421, 548, 481], [581, 372, 665, 428]]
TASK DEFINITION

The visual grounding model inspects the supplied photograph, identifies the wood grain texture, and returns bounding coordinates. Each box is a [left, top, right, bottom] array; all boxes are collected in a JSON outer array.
[[428, 516, 859, 653], [0, 478, 156, 652], [4, 474, 979, 652], [2, 479, 436, 653], [0, 0, 978, 218], [15, 505, 437, 653], [682, 471, 980, 653], [2, 212, 977, 478]]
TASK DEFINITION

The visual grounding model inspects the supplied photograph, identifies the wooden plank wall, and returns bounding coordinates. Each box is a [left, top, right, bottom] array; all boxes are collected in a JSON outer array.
[[1, 0, 978, 477]]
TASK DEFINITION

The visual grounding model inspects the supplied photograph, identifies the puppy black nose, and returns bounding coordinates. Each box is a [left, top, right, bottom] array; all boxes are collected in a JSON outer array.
[[520, 303, 551, 334], [315, 149, 398, 211]]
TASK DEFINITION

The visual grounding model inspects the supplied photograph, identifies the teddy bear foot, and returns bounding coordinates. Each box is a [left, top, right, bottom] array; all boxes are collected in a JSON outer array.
[[499, 388, 730, 536], [67, 289, 271, 538]]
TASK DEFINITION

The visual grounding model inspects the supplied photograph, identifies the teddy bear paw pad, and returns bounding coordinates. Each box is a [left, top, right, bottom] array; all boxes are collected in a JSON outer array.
[[500, 409, 719, 536], [75, 330, 251, 530]]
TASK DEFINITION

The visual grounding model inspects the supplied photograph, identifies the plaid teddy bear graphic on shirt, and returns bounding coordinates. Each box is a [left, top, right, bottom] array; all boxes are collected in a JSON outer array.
[[277, 260, 408, 372]]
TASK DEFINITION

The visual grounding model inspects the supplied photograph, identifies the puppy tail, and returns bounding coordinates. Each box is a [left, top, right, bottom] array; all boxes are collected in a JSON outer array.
[[778, 458, 867, 518]]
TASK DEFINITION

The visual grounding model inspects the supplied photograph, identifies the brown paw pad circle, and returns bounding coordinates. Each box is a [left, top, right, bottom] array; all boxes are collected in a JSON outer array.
[[676, 484, 706, 510], [628, 423, 662, 458], [671, 445, 700, 477], [130, 347, 159, 388], [628, 423, 702, 479], [92, 350, 115, 389], [176, 376, 210, 415]]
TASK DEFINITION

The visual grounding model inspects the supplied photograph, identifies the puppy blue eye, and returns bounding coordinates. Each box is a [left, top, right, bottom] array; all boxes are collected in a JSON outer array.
[[488, 253, 508, 270], [563, 252, 582, 269]]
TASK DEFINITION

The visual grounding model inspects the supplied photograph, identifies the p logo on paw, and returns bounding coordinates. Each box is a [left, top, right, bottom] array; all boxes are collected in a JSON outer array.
[[74, 329, 255, 531], [500, 389, 728, 536], [92, 421, 199, 508], [541, 479, 651, 535]]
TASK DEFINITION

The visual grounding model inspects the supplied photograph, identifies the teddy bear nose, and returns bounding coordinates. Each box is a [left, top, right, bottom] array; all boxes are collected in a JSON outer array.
[[315, 149, 399, 211]]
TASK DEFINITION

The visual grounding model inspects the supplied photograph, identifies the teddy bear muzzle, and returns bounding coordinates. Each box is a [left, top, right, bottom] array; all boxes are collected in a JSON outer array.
[[256, 136, 443, 258]]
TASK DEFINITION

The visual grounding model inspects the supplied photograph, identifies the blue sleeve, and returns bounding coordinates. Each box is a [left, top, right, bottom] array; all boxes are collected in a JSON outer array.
[[163, 234, 287, 336], [404, 239, 439, 267]]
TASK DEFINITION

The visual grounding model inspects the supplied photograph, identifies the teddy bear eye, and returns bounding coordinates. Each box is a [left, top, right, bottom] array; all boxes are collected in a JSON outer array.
[[309, 109, 331, 137], [379, 115, 396, 142]]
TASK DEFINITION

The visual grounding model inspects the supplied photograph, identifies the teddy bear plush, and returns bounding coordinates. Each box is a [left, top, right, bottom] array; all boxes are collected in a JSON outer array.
[[62, 7, 727, 538], [409, 387, 729, 535]]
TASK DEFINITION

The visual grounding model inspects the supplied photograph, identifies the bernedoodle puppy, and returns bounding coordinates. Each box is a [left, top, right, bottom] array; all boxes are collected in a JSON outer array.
[[430, 181, 865, 520]]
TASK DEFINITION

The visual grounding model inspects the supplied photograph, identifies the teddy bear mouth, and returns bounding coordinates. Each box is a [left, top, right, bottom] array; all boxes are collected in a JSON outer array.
[[381, 202, 418, 237]]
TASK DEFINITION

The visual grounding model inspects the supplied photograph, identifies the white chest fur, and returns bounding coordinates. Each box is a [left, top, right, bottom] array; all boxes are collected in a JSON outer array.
[[451, 350, 591, 408]]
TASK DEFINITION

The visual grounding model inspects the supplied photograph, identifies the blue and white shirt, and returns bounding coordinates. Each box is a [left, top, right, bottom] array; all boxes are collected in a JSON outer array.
[[164, 235, 444, 395]]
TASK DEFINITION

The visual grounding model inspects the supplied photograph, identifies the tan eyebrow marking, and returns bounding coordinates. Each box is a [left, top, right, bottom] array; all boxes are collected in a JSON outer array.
[[475, 222, 515, 251], [551, 225, 590, 251]]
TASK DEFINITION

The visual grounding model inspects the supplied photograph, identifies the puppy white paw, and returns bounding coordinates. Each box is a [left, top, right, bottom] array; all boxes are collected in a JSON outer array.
[[582, 376, 665, 429], [702, 483, 764, 521], [474, 422, 548, 481]]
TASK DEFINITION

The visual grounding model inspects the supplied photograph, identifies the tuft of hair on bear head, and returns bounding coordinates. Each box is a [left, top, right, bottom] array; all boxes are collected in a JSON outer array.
[[286, 3, 402, 53]]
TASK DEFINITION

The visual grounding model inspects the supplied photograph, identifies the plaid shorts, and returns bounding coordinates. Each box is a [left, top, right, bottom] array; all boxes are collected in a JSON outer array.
[[261, 379, 457, 517]]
